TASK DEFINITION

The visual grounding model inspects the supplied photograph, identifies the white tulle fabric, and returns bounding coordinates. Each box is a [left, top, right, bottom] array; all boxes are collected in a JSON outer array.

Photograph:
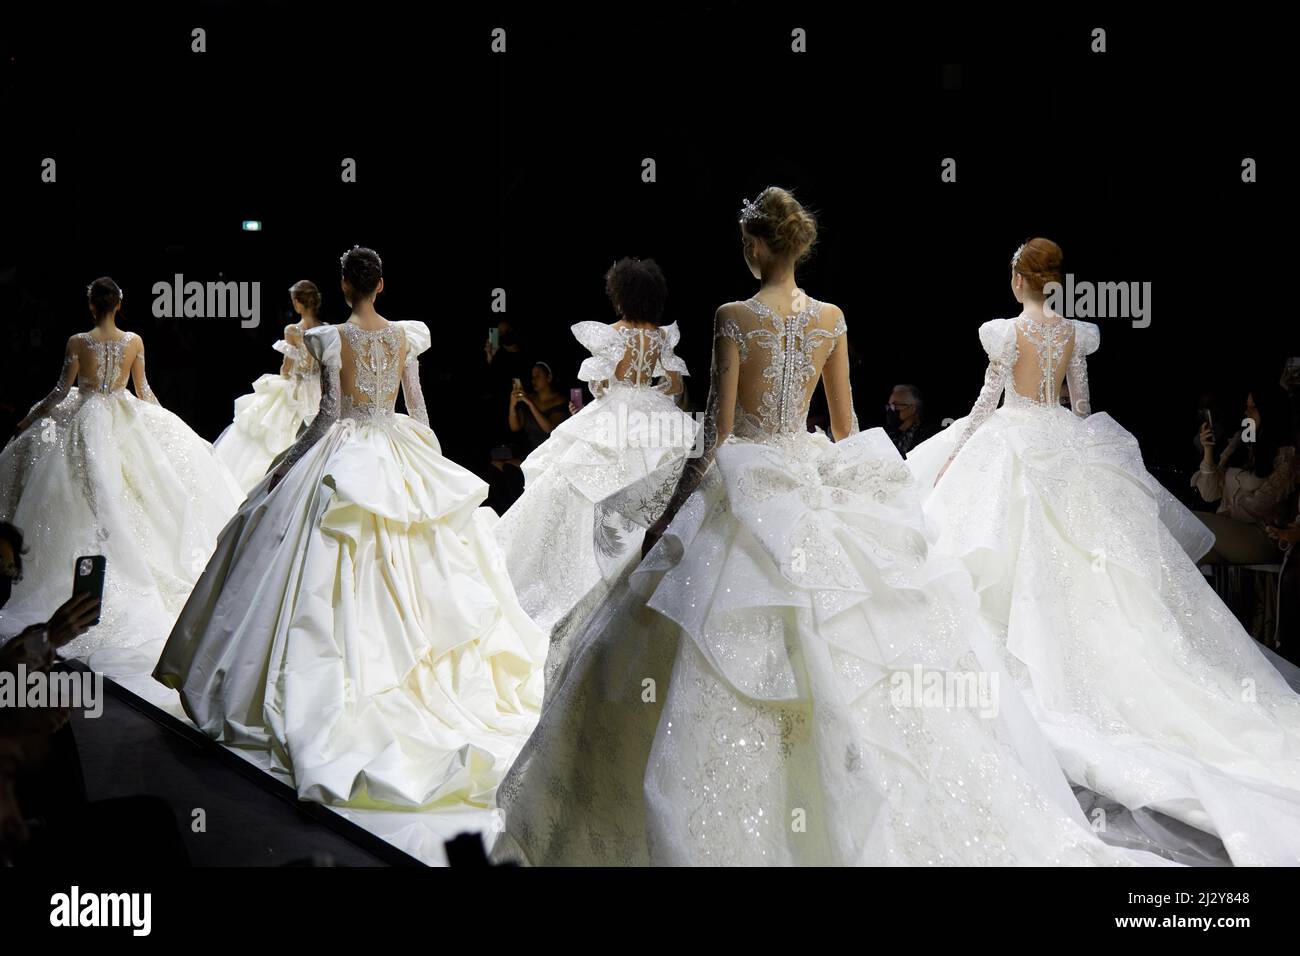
[[213, 328, 323, 492], [493, 321, 698, 686], [154, 320, 547, 809], [0, 335, 244, 666], [907, 316, 1300, 865], [493, 301, 1142, 866]]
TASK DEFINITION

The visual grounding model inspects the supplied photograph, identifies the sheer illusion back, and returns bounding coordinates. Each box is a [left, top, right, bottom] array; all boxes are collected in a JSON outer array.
[[611, 324, 668, 386], [573, 320, 688, 397], [947, 314, 1097, 466], [721, 296, 847, 439], [23, 329, 159, 425], [275, 318, 432, 473], [75, 331, 140, 392], [337, 322, 408, 417], [1008, 315, 1078, 407]]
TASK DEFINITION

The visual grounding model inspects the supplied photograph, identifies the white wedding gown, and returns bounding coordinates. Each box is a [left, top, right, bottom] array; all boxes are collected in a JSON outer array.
[[213, 323, 324, 492], [0, 331, 244, 666], [154, 318, 547, 809], [906, 313, 1300, 865], [493, 320, 698, 684], [492, 296, 1147, 866]]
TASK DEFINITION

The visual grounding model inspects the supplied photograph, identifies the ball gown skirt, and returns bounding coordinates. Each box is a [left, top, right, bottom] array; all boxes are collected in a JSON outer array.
[[154, 410, 548, 809], [493, 381, 698, 689], [906, 401, 1300, 865], [492, 427, 1149, 866], [213, 372, 322, 493], [0, 386, 244, 668]]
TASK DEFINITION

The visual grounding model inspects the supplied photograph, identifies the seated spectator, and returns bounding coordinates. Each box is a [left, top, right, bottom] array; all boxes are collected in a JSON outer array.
[[508, 361, 570, 455], [1194, 385, 1298, 564], [885, 384, 937, 456]]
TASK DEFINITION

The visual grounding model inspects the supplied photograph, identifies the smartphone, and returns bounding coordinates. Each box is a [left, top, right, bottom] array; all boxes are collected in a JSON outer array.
[[1197, 408, 1214, 432], [512, 377, 522, 391], [570, 387, 585, 412], [488, 327, 500, 351], [72, 555, 106, 625]]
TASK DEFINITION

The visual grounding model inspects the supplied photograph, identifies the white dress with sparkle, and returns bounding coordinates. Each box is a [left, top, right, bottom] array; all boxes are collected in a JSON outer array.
[[492, 297, 1147, 866], [906, 314, 1300, 865], [213, 323, 325, 493], [493, 321, 697, 684], [154, 318, 547, 809], [0, 331, 244, 665]]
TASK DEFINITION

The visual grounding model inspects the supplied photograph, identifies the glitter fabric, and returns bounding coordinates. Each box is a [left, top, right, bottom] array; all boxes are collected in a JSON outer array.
[[0, 329, 243, 665], [492, 297, 1140, 866], [213, 323, 325, 492], [907, 315, 1300, 865], [494, 320, 697, 695], [154, 318, 547, 810]]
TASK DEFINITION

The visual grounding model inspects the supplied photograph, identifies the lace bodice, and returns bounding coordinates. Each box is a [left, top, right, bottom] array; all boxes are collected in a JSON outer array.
[[274, 318, 432, 473], [21, 329, 159, 426], [653, 292, 856, 529], [949, 314, 1098, 462], [572, 321, 688, 397], [721, 296, 847, 439], [272, 323, 321, 381], [75, 331, 138, 392]]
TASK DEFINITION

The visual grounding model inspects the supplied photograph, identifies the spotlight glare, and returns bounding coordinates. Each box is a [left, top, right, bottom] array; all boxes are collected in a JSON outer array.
[[242, 220, 263, 232]]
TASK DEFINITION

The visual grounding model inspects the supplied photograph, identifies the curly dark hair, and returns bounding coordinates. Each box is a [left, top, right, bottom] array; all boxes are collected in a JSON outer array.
[[87, 277, 122, 318], [604, 257, 668, 325], [340, 246, 383, 298]]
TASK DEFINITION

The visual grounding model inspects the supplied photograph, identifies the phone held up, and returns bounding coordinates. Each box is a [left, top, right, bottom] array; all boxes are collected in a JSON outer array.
[[72, 555, 106, 625]]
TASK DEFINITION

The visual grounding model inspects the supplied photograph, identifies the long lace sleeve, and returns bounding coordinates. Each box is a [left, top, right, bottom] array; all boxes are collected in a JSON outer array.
[[1065, 321, 1099, 417], [130, 343, 160, 405], [822, 313, 858, 440], [396, 320, 432, 427], [19, 340, 78, 428], [948, 319, 1014, 463], [272, 327, 339, 475], [652, 321, 689, 395], [650, 307, 741, 534]]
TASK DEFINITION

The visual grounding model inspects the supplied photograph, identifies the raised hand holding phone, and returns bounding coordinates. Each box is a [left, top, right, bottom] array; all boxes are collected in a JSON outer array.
[[71, 555, 106, 626]]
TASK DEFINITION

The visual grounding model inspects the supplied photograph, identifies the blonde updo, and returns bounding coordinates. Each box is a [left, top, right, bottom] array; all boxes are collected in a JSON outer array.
[[289, 279, 322, 314], [1011, 238, 1064, 297], [740, 186, 818, 264]]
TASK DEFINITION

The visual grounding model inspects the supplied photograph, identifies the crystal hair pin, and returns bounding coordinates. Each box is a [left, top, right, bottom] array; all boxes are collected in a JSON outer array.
[[1011, 242, 1027, 270], [739, 197, 764, 223]]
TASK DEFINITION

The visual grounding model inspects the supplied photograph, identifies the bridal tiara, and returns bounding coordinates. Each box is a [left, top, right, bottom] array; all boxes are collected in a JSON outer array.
[[739, 196, 765, 223], [1010, 241, 1028, 271], [87, 282, 124, 301]]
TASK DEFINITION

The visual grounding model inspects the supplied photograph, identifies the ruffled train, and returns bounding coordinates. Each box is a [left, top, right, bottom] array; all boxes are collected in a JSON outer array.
[[908, 402, 1300, 865], [154, 413, 547, 809], [493, 428, 1138, 865]]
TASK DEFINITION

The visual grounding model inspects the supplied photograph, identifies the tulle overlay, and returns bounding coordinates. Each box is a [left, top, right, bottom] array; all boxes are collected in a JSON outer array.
[[494, 427, 1134, 865], [214, 372, 321, 492], [154, 412, 548, 809], [907, 401, 1300, 864], [0, 387, 243, 662], [494, 382, 698, 686]]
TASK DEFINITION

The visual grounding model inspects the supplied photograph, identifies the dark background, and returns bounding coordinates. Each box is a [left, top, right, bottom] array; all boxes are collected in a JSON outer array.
[[1, 2, 1292, 500]]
